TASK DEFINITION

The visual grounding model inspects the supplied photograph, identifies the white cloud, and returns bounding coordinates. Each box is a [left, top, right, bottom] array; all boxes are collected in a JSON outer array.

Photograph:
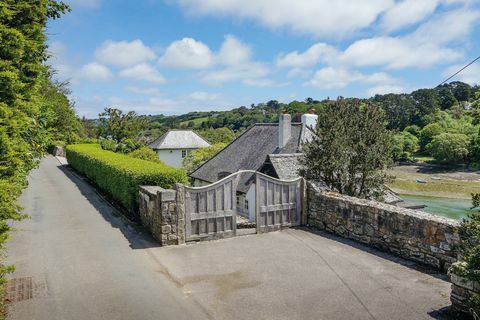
[[341, 37, 461, 69], [159, 38, 214, 69], [126, 86, 161, 95], [277, 43, 338, 68], [95, 40, 156, 67], [443, 63, 480, 85], [189, 91, 222, 101], [217, 35, 252, 65], [175, 0, 394, 38], [77, 62, 113, 81], [367, 85, 406, 96], [47, 41, 74, 79], [306, 67, 397, 89], [409, 8, 480, 45], [201, 62, 269, 85], [381, 0, 439, 31], [119, 64, 166, 83]]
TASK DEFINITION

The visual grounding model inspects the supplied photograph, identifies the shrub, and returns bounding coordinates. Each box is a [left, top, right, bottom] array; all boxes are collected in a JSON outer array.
[[66, 144, 188, 215], [449, 208, 480, 314], [427, 133, 469, 164], [392, 131, 419, 161], [129, 147, 161, 163], [100, 139, 118, 152], [183, 143, 227, 173], [419, 123, 443, 151]]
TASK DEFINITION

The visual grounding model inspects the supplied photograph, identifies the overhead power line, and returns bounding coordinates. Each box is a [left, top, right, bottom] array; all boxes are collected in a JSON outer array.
[[438, 54, 480, 87]]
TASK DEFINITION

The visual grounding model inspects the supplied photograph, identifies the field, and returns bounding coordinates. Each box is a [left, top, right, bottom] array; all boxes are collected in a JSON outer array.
[[387, 163, 480, 199], [179, 117, 210, 127]]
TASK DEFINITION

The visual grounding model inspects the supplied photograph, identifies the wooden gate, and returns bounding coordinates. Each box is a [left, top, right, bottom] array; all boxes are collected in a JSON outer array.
[[255, 173, 302, 233], [184, 173, 239, 241], [185, 170, 304, 241]]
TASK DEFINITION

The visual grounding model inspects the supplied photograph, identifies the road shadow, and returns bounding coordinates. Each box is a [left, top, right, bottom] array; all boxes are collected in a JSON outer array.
[[56, 163, 160, 250], [296, 226, 450, 282]]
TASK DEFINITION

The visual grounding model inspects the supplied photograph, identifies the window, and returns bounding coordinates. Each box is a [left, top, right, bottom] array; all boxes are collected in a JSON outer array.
[[181, 150, 187, 158], [245, 199, 249, 210], [236, 196, 240, 205]]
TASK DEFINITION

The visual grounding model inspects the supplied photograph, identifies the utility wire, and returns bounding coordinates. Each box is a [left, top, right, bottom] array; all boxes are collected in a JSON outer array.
[[438, 54, 480, 86]]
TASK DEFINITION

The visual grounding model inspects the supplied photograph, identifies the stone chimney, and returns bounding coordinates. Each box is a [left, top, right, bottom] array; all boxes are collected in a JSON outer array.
[[301, 108, 318, 130], [278, 113, 291, 149]]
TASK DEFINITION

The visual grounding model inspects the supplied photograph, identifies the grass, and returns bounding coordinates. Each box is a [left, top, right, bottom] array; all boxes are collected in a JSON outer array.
[[387, 165, 480, 199], [387, 178, 480, 199], [179, 117, 209, 127]]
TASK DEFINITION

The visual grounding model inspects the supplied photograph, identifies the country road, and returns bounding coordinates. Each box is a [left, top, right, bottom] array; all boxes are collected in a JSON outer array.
[[6, 156, 207, 320]]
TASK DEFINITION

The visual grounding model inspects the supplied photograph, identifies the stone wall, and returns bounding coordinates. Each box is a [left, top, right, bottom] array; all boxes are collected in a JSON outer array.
[[138, 185, 185, 246], [307, 183, 460, 272], [450, 274, 480, 313]]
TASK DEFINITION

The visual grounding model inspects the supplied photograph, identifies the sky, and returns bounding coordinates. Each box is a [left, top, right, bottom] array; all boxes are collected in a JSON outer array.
[[46, 0, 480, 118]]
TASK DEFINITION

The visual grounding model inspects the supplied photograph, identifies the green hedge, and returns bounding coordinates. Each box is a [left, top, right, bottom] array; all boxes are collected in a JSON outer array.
[[66, 144, 188, 215]]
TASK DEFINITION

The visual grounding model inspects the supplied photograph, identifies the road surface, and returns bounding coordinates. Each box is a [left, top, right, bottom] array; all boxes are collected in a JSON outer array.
[[6, 156, 452, 320], [6, 156, 208, 320]]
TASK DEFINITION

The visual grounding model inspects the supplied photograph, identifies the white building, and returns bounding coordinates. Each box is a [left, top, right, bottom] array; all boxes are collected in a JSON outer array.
[[149, 130, 210, 168]]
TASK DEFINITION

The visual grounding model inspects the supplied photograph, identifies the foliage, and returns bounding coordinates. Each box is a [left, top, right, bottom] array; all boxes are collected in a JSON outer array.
[[470, 133, 480, 164], [427, 133, 469, 164], [0, 0, 70, 289], [183, 143, 227, 173], [300, 99, 393, 199], [198, 127, 236, 144], [100, 139, 118, 152], [38, 68, 84, 144], [419, 123, 443, 151], [449, 208, 480, 315], [97, 108, 147, 143], [66, 144, 188, 215], [392, 131, 419, 161], [128, 147, 161, 163]]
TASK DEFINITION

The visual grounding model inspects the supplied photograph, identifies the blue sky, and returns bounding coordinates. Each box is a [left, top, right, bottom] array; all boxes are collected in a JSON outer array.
[[47, 0, 480, 117]]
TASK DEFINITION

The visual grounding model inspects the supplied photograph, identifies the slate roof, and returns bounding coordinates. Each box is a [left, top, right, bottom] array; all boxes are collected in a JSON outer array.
[[266, 153, 303, 180], [149, 130, 210, 150], [190, 123, 304, 193]]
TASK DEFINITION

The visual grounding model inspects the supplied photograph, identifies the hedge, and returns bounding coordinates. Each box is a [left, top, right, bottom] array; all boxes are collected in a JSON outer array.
[[66, 144, 188, 215]]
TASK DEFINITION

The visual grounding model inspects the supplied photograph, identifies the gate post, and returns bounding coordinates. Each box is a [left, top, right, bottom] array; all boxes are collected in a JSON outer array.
[[174, 183, 186, 245], [300, 178, 307, 226]]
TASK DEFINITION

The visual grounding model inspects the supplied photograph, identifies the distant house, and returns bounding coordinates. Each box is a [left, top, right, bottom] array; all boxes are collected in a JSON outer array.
[[190, 113, 318, 220], [149, 130, 210, 168]]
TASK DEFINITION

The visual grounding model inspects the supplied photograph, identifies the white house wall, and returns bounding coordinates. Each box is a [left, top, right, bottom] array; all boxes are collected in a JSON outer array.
[[157, 149, 193, 168]]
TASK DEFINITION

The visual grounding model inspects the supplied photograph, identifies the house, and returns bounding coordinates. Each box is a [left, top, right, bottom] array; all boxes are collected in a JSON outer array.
[[149, 130, 210, 168], [190, 112, 317, 221]]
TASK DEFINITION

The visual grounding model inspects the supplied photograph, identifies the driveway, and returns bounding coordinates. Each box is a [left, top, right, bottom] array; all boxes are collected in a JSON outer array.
[[6, 156, 451, 320]]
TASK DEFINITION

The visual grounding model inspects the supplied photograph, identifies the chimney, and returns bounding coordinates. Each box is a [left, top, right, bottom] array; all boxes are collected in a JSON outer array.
[[278, 113, 291, 149], [301, 109, 318, 130]]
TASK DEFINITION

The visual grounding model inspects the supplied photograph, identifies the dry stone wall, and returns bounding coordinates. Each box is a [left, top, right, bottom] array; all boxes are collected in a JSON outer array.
[[307, 183, 460, 272], [138, 185, 185, 246]]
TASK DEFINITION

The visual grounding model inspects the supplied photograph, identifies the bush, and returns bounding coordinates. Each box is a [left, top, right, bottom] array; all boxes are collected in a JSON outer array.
[[100, 139, 118, 152], [419, 123, 443, 151], [392, 131, 419, 161], [427, 133, 469, 164], [449, 209, 480, 314], [129, 147, 161, 163], [183, 143, 227, 172], [66, 144, 188, 215]]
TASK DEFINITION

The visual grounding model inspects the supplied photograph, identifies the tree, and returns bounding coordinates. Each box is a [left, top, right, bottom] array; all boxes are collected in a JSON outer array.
[[300, 100, 393, 199], [419, 123, 443, 151], [427, 133, 469, 164], [392, 131, 419, 161], [198, 127, 236, 144], [97, 107, 147, 142], [411, 89, 440, 126], [183, 143, 226, 173], [0, 0, 70, 285], [129, 147, 162, 163], [436, 86, 457, 110]]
